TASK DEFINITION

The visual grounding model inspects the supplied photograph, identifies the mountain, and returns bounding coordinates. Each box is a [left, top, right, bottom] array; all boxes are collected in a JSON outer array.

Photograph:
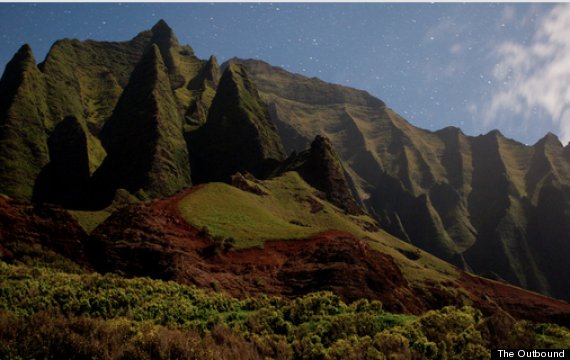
[[232, 58, 570, 301], [186, 63, 286, 183], [91, 44, 192, 205], [0, 45, 49, 201], [277, 134, 364, 215], [0, 20, 216, 204], [0, 20, 569, 343]]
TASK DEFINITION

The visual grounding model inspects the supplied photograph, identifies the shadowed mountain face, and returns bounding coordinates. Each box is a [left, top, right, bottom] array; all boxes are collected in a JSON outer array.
[[186, 63, 286, 183], [33, 116, 96, 208], [277, 134, 364, 215], [233, 58, 570, 301], [91, 44, 192, 206], [0, 22, 569, 305]]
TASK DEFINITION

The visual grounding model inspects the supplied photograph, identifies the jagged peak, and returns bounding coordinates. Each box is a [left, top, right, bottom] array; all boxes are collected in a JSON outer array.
[[152, 19, 170, 29], [213, 62, 260, 107], [151, 19, 175, 38], [148, 19, 188, 78], [485, 129, 504, 138], [225, 61, 244, 74], [208, 55, 219, 65], [205, 55, 220, 80], [100, 44, 169, 148], [205, 58, 221, 88], [17, 44, 34, 58], [535, 132, 562, 148], [299, 134, 364, 215], [436, 126, 464, 136], [222, 62, 254, 91], [10, 44, 37, 68], [131, 43, 168, 82], [311, 134, 334, 152], [150, 18, 180, 50]]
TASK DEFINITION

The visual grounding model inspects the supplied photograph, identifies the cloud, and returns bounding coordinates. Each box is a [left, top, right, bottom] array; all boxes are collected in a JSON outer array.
[[485, 4, 570, 144]]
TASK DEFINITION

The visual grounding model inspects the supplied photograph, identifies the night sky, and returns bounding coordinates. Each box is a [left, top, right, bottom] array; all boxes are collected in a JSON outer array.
[[1, 3, 569, 145]]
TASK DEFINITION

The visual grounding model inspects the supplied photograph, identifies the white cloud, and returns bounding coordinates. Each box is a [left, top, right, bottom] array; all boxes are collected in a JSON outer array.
[[485, 4, 570, 144]]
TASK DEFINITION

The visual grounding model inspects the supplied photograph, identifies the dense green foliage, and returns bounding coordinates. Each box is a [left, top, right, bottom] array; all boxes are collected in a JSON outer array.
[[1, 262, 568, 359]]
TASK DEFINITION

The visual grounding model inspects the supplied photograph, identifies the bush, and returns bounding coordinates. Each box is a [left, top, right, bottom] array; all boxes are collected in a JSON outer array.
[[0, 263, 567, 359]]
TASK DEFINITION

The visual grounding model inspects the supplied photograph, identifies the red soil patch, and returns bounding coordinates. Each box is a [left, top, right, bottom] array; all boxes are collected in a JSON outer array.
[[208, 230, 425, 314], [0, 197, 90, 267]]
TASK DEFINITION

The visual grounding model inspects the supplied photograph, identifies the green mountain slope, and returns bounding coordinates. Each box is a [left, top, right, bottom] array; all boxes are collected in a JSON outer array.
[[0, 45, 49, 201]]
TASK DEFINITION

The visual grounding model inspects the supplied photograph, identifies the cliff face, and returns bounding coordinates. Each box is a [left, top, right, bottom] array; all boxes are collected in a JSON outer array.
[[0, 45, 49, 201], [92, 44, 192, 205], [279, 135, 364, 215], [235, 58, 570, 301], [187, 63, 286, 183], [33, 116, 94, 208]]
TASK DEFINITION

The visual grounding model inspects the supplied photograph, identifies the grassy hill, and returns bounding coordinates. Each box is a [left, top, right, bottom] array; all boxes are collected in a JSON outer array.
[[178, 171, 376, 249]]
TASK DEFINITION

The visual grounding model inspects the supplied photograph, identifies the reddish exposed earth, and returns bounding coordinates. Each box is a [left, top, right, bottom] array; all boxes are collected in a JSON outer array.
[[0, 197, 91, 268], [1, 191, 569, 327]]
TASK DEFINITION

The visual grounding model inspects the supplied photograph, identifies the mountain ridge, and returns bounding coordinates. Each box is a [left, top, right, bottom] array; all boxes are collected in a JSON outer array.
[[0, 20, 568, 307], [230, 57, 570, 301]]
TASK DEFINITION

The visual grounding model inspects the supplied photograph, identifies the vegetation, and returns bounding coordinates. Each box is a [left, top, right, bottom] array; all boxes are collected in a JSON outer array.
[[68, 209, 112, 233], [0, 262, 568, 359], [178, 171, 377, 249]]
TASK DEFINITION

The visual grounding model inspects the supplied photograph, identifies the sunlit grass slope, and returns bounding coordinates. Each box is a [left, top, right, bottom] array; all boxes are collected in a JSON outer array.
[[178, 171, 460, 284], [178, 171, 376, 249]]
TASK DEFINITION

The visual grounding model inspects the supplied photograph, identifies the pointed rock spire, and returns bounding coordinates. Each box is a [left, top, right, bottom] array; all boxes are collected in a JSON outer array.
[[0, 44, 39, 106], [149, 19, 185, 81], [187, 63, 286, 183], [204, 55, 221, 88], [150, 20, 179, 53], [185, 54, 221, 125], [535, 132, 562, 148], [0, 44, 49, 201], [11, 44, 35, 67], [284, 135, 364, 215], [92, 44, 191, 207]]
